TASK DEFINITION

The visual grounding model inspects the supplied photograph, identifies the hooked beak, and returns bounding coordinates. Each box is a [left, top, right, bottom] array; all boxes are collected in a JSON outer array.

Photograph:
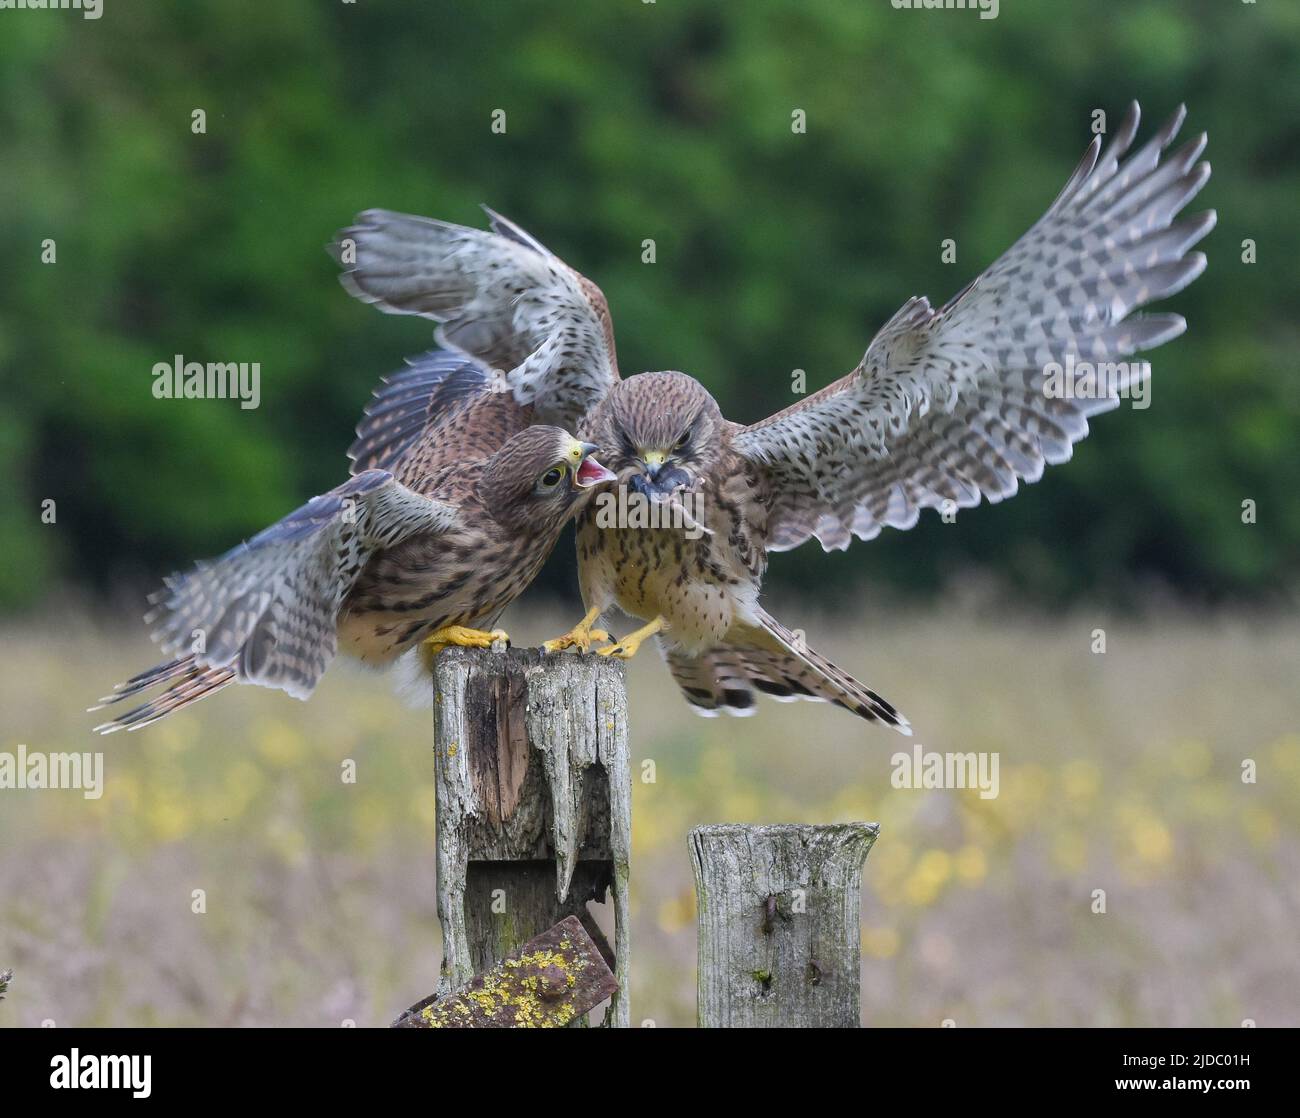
[[640, 449, 668, 476], [574, 443, 617, 488], [630, 448, 691, 501]]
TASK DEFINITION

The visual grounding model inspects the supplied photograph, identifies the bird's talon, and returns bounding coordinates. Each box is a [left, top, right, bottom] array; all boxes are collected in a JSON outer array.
[[542, 607, 607, 654], [421, 626, 512, 665], [593, 617, 665, 660]]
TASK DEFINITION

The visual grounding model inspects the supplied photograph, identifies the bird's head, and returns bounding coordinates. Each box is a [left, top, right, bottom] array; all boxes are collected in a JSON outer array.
[[479, 426, 617, 531], [588, 372, 724, 501]]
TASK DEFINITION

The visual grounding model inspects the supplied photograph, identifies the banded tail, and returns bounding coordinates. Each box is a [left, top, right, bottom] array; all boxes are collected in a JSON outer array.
[[90, 655, 237, 734], [663, 608, 910, 734]]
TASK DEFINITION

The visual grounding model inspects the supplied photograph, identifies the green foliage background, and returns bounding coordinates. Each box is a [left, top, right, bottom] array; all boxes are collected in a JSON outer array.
[[1, 0, 1296, 611]]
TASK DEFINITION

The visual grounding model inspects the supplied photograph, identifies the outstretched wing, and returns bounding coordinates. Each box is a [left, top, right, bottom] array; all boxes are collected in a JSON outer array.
[[144, 471, 455, 699], [333, 207, 619, 430], [733, 102, 1214, 552]]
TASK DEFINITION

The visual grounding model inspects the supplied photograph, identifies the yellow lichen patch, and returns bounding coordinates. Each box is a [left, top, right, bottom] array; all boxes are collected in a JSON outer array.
[[418, 942, 589, 1027]]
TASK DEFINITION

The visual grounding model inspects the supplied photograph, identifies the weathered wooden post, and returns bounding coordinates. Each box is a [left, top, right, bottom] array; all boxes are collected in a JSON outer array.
[[393, 916, 618, 1028], [430, 647, 631, 1027], [690, 822, 879, 1028]]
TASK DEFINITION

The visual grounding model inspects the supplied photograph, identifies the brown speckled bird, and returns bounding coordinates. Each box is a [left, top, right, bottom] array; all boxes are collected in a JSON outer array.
[[92, 388, 615, 732], [334, 102, 1213, 733]]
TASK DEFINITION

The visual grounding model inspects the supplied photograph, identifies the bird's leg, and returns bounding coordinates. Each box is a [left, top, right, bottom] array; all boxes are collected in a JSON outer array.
[[420, 625, 511, 668], [542, 606, 610, 654], [596, 616, 666, 660]]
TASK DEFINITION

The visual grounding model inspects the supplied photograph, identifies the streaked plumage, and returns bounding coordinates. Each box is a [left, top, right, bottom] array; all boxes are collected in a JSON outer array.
[[334, 102, 1213, 732], [93, 415, 614, 732]]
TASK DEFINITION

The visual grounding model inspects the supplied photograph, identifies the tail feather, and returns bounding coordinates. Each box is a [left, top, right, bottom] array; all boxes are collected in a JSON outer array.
[[90, 655, 237, 735], [660, 646, 762, 718], [89, 654, 204, 707], [663, 609, 911, 734]]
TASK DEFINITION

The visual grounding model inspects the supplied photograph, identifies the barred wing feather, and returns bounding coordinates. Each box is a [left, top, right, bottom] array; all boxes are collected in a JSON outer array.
[[333, 207, 618, 431], [144, 470, 456, 699], [734, 102, 1214, 552]]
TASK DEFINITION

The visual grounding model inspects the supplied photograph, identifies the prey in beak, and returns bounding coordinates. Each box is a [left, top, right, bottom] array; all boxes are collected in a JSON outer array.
[[573, 442, 617, 489], [630, 448, 692, 501]]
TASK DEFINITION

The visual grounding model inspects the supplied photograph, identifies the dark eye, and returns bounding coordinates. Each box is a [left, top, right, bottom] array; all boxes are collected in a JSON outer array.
[[674, 433, 691, 451], [539, 467, 564, 490]]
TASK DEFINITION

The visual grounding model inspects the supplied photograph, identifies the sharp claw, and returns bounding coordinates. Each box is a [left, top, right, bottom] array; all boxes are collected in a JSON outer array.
[[592, 617, 663, 661], [542, 614, 609, 655]]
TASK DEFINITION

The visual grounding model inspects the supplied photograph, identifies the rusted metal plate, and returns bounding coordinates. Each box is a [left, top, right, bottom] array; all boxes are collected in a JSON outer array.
[[393, 916, 617, 1028]]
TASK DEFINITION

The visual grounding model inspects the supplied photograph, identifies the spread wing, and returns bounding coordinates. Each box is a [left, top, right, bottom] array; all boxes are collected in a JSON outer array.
[[733, 102, 1214, 552], [333, 207, 619, 430], [145, 470, 458, 698]]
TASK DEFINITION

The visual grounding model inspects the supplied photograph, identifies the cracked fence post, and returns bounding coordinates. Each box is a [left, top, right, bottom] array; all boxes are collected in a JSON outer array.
[[690, 823, 879, 1028], [431, 647, 631, 1027]]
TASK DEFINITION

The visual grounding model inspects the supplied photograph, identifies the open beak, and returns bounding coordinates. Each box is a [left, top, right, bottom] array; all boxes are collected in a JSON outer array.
[[574, 444, 617, 489]]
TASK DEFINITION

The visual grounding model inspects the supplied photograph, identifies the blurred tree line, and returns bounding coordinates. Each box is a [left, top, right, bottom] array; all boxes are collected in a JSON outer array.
[[1, 0, 1296, 613]]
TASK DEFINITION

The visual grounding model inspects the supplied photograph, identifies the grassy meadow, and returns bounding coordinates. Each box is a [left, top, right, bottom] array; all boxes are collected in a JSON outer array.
[[1, 596, 1296, 1027], [3, 0, 1297, 1034]]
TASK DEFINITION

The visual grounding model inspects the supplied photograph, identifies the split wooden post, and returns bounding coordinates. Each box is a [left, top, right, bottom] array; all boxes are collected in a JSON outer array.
[[689, 822, 879, 1028], [431, 647, 631, 1027]]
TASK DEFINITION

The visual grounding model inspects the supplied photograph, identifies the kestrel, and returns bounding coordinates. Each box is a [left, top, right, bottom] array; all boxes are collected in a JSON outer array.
[[335, 102, 1213, 731], [92, 398, 616, 732]]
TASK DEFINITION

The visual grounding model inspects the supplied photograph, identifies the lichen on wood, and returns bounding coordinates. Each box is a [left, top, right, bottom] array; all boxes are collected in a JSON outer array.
[[393, 916, 617, 1028]]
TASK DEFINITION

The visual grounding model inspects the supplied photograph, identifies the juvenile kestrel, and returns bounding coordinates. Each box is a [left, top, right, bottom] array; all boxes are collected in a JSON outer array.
[[335, 102, 1213, 731], [93, 405, 615, 732]]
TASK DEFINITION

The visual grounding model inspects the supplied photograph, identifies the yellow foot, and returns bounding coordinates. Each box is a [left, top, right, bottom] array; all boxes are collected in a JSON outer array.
[[420, 626, 510, 667], [596, 616, 666, 660], [543, 606, 610, 654]]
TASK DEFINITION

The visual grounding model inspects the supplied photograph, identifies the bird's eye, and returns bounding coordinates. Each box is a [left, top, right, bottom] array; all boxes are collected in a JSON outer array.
[[539, 466, 565, 490], [674, 433, 691, 451]]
